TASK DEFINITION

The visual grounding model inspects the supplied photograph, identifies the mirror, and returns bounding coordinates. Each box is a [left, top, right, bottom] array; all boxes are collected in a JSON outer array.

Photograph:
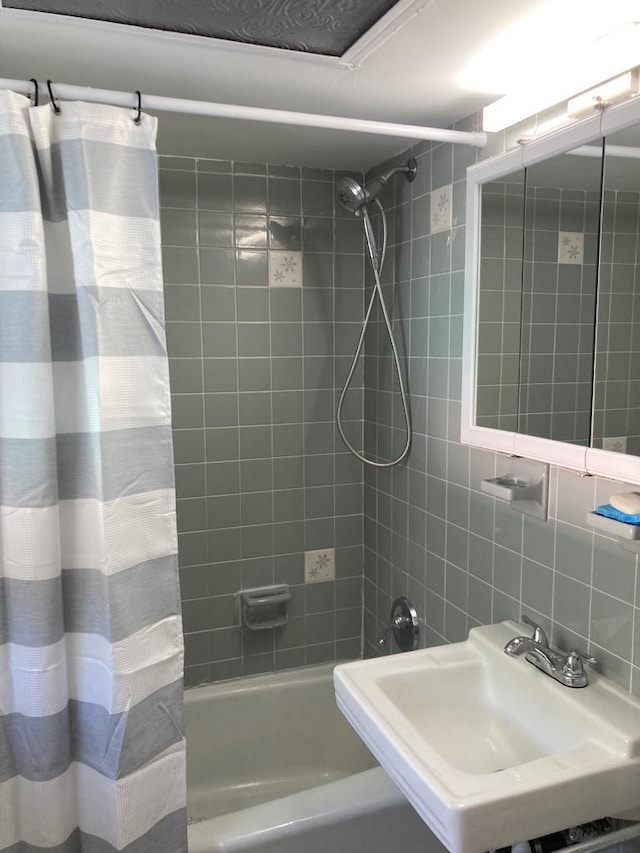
[[593, 127, 640, 455], [518, 142, 602, 446], [475, 146, 603, 446], [462, 95, 640, 484], [476, 167, 525, 434]]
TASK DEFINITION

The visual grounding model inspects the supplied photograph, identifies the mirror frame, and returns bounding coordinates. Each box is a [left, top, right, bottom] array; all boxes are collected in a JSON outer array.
[[462, 95, 640, 484]]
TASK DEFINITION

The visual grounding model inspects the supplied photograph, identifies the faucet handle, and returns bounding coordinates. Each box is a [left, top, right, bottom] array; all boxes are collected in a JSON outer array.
[[521, 615, 549, 647], [561, 650, 597, 687], [563, 649, 597, 673], [377, 597, 420, 652]]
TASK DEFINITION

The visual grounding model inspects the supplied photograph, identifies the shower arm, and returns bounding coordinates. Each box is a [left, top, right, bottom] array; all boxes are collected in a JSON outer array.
[[336, 199, 412, 468]]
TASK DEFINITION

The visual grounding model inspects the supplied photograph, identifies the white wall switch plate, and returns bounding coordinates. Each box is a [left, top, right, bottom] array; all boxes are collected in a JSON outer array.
[[304, 548, 335, 583]]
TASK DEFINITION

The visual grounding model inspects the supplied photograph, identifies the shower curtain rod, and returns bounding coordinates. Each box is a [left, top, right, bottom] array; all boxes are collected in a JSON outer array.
[[0, 77, 488, 147]]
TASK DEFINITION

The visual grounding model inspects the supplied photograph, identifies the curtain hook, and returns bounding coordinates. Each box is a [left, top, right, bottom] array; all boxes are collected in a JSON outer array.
[[46, 80, 61, 115], [29, 78, 39, 107], [133, 90, 142, 125]]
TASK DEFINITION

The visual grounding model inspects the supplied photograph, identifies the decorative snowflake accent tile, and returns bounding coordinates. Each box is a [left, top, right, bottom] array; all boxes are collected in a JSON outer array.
[[269, 250, 303, 287], [558, 231, 584, 264], [430, 184, 452, 233], [602, 436, 627, 453], [304, 548, 335, 583]]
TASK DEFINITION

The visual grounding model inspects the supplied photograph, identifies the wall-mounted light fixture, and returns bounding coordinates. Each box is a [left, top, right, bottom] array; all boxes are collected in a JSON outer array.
[[566, 69, 639, 119], [482, 20, 640, 132]]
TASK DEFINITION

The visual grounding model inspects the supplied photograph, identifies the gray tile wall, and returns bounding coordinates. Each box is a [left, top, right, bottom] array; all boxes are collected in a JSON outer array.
[[361, 124, 640, 696], [159, 156, 364, 685]]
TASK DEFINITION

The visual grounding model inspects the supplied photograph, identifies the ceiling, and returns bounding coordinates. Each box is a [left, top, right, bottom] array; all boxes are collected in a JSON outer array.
[[2, 0, 401, 56], [0, 0, 545, 169]]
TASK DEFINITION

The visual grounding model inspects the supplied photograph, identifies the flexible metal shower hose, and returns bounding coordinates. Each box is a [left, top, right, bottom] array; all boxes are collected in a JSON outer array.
[[336, 198, 412, 467]]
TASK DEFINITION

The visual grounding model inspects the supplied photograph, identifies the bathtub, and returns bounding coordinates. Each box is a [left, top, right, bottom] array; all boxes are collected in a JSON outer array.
[[186, 662, 445, 853]]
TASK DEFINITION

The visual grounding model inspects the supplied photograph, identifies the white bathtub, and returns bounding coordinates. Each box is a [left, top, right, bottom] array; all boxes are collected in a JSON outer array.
[[186, 663, 445, 853]]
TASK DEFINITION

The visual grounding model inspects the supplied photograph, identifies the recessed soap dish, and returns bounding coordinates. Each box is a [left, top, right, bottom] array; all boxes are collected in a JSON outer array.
[[237, 585, 291, 631], [481, 458, 549, 521], [481, 476, 532, 501]]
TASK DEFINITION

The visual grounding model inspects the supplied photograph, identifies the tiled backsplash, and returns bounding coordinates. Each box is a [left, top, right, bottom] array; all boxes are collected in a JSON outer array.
[[160, 156, 364, 685], [362, 126, 640, 696]]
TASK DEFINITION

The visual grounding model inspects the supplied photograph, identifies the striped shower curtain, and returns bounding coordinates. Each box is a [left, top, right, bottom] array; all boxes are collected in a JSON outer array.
[[0, 91, 186, 852]]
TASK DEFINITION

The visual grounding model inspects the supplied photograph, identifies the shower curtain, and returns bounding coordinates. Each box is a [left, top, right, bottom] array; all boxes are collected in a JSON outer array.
[[0, 91, 186, 852]]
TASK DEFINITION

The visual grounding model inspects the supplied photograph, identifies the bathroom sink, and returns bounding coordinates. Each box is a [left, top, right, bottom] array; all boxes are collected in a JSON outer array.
[[334, 621, 640, 853]]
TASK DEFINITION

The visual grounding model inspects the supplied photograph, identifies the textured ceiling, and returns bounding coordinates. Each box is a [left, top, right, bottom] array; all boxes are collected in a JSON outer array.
[[2, 0, 400, 56]]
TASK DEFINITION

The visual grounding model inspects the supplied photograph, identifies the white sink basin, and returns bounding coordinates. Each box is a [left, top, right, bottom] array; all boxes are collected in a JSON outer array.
[[334, 621, 640, 853]]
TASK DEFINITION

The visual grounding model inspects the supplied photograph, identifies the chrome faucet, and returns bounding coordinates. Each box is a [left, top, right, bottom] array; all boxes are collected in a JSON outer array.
[[505, 615, 597, 688]]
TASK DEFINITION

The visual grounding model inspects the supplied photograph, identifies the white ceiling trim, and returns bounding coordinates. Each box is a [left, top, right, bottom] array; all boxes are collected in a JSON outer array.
[[340, 0, 437, 68]]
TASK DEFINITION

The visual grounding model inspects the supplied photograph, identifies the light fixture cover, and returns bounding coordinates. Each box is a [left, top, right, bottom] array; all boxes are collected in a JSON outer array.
[[567, 70, 639, 119], [482, 21, 640, 132]]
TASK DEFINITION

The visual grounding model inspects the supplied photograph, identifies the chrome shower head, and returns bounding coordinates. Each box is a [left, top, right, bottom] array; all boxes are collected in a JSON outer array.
[[337, 158, 417, 214], [338, 176, 368, 213]]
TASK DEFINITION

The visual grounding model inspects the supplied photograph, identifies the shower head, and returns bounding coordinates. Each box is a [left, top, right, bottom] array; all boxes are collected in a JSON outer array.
[[337, 158, 417, 214], [338, 176, 368, 214]]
